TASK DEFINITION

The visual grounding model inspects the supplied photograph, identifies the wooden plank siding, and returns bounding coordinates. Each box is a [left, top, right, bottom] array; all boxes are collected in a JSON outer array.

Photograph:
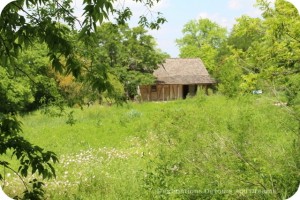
[[139, 58, 216, 101]]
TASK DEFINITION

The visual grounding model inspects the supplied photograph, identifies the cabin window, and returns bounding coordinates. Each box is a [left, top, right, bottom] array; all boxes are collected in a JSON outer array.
[[151, 85, 157, 92]]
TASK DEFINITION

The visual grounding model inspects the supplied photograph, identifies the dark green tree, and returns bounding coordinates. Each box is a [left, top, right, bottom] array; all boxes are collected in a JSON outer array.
[[97, 23, 168, 99]]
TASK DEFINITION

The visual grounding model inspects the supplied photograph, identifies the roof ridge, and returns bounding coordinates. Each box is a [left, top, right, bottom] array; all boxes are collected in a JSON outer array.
[[152, 58, 215, 84]]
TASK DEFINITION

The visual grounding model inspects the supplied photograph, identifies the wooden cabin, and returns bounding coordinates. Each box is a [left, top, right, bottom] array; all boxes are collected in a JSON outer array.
[[139, 58, 215, 101]]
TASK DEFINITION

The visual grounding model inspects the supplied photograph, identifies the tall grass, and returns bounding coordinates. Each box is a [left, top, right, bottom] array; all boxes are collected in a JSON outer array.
[[2, 94, 299, 199]]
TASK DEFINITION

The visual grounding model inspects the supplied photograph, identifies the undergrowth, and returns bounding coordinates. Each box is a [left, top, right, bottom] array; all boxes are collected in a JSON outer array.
[[1, 94, 299, 199]]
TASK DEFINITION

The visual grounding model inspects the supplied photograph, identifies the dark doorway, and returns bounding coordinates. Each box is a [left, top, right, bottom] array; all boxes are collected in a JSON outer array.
[[183, 85, 189, 99]]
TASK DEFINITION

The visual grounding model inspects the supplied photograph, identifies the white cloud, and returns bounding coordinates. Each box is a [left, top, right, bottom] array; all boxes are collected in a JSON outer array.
[[228, 0, 275, 10], [228, 0, 242, 10], [266, 0, 276, 4], [198, 12, 209, 19], [197, 12, 234, 30]]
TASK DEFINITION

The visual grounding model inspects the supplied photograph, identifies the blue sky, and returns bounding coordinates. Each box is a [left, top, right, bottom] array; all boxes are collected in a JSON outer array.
[[72, 0, 279, 57], [2, 0, 298, 57], [143, 0, 269, 57]]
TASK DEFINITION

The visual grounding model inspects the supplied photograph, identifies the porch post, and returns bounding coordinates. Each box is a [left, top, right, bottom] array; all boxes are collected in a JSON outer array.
[[148, 86, 150, 101], [162, 85, 165, 101], [169, 85, 171, 100]]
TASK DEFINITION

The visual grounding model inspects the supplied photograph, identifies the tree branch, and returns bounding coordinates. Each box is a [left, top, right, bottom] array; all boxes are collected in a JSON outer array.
[[53, 0, 83, 28], [13, 65, 37, 84], [285, 30, 300, 43], [11, 2, 39, 23], [2, 165, 28, 191]]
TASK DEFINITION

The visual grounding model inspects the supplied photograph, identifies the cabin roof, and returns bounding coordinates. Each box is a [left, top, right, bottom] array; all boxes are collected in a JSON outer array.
[[153, 58, 215, 84]]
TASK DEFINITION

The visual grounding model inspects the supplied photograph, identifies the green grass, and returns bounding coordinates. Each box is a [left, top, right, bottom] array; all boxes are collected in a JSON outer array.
[[2, 94, 299, 199]]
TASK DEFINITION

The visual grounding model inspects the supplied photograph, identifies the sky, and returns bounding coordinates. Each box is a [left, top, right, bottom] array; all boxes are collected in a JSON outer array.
[[1, 0, 298, 58], [71, 0, 281, 57], [137, 0, 270, 57]]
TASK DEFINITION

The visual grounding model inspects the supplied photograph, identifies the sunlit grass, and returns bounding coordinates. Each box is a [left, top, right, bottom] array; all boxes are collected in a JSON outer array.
[[2, 94, 299, 199]]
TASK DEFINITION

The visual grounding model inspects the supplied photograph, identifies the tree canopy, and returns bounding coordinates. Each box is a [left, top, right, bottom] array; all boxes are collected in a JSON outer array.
[[0, 0, 166, 75], [0, 0, 166, 199], [84, 23, 168, 99], [219, 0, 300, 99], [176, 0, 300, 105], [176, 18, 227, 73]]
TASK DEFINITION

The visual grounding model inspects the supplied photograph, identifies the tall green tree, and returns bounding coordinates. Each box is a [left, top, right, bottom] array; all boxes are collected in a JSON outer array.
[[216, 48, 244, 96], [76, 23, 168, 100], [242, 0, 300, 97], [72, 23, 168, 100], [217, 16, 266, 95], [14, 43, 63, 110], [218, 0, 300, 96], [227, 16, 265, 52], [176, 18, 227, 74]]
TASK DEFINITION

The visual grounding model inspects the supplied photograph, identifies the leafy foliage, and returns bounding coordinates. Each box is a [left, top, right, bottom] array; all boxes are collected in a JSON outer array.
[[0, 68, 34, 113], [176, 18, 227, 73], [77, 23, 168, 100], [227, 16, 265, 52], [0, 113, 58, 199], [177, 3, 300, 197], [216, 49, 243, 97], [226, 0, 300, 97], [0, 0, 166, 199]]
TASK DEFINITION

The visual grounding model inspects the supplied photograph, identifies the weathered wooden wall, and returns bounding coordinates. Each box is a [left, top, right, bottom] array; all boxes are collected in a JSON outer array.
[[140, 85, 185, 101]]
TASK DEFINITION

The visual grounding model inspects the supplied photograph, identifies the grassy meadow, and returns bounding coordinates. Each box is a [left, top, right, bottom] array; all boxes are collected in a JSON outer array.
[[2, 94, 300, 199]]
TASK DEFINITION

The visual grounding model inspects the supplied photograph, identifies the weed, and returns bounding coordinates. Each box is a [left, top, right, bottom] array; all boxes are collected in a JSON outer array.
[[1, 96, 298, 199]]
